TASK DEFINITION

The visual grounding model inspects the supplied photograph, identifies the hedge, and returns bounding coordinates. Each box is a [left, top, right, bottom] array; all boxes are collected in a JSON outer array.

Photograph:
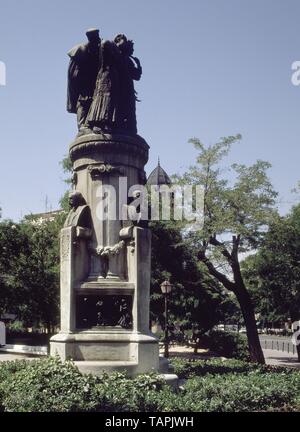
[[0, 356, 299, 412]]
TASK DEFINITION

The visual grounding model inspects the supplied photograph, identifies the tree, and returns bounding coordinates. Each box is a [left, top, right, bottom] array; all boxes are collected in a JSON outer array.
[[150, 220, 224, 343], [59, 155, 73, 211], [220, 293, 244, 330], [243, 204, 300, 360], [0, 221, 29, 317], [177, 135, 278, 363], [0, 214, 65, 331], [17, 215, 64, 331]]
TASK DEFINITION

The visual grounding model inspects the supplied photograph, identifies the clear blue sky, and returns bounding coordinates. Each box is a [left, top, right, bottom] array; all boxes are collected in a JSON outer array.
[[0, 0, 299, 220]]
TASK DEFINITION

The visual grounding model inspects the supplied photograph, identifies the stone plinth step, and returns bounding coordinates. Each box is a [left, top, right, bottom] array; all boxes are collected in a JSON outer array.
[[76, 281, 135, 296], [74, 360, 178, 388], [74, 360, 138, 376], [0, 344, 48, 356]]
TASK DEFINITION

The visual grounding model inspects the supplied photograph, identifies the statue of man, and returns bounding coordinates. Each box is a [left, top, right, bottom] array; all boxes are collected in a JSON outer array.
[[67, 29, 102, 133], [64, 191, 91, 229]]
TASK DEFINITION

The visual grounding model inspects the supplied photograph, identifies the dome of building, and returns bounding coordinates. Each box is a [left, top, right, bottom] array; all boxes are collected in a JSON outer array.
[[147, 159, 171, 186]]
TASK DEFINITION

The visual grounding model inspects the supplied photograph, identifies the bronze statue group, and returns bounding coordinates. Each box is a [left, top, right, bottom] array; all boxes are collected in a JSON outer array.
[[67, 29, 142, 136]]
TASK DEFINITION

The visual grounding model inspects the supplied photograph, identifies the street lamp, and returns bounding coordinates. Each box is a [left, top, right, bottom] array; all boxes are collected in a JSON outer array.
[[160, 280, 173, 358]]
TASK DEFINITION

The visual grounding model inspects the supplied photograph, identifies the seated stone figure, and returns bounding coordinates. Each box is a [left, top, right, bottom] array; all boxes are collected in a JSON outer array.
[[63, 191, 92, 286]]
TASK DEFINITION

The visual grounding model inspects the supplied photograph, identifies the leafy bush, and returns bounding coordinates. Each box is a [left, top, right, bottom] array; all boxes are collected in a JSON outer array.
[[92, 371, 166, 412], [128, 369, 300, 412], [0, 357, 167, 412], [171, 357, 268, 379], [0, 357, 103, 412], [177, 371, 300, 412], [0, 359, 30, 412], [5, 321, 26, 333], [0, 356, 300, 412], [200, 329, 250, 360]]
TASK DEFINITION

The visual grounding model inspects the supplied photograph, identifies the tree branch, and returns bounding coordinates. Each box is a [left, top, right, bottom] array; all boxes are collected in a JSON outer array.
[[209, 235, 232, 263], [231, 234, 240, 261], [198, 250, 235, 292]]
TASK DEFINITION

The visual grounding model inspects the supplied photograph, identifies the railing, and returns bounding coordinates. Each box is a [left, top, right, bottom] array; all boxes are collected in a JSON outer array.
[[262, 339, 297, 355]]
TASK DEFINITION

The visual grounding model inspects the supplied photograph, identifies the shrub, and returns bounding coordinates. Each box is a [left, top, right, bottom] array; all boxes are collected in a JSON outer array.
[[5, 321, 26, 333], [0, 356, 105, 412], [0, 359, 30, 412], [177, 371, 300, 412], [133, 369, 300, 412], [200, 329, 250, 360], [0, 357, 167, 412], [171, 357, 267, 379], [0, 356, 300, 412]]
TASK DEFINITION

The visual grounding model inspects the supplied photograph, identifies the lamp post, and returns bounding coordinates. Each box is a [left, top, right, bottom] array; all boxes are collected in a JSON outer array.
[[160, 280, 172, 358]]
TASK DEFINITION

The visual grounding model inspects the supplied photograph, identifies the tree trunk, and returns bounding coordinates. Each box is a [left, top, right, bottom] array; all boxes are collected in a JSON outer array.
[[235, 285, 265, 364], [199, 250, 265, 364], [290, 314, 300, 362]]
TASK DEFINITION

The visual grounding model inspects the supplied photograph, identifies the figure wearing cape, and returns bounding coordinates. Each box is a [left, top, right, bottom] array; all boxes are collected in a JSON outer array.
[[67, 29, 102, 130]]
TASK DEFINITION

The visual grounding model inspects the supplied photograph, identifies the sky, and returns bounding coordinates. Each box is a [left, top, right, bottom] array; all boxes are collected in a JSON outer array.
[[0, 0, 300, 220]]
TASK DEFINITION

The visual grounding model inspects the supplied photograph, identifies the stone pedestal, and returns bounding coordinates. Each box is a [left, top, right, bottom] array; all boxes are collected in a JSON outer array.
[[50, 133, 161, 376]]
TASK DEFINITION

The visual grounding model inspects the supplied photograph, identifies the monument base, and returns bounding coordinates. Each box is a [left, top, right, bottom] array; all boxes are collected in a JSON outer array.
[[50, 330, 162, 376]]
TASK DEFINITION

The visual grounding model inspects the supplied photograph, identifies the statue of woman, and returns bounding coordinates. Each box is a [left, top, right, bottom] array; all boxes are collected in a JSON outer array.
[[86, 40, 120, 133], [87, 35, 142, 135]]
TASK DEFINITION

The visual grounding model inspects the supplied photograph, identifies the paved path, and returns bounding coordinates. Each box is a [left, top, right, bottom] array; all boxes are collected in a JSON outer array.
[[0, 347, 299, 370], [0, 352, 39, 362], [263, 348, 300, 368]]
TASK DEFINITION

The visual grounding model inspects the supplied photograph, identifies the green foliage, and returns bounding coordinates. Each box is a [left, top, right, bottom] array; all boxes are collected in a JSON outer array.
[[59, 155, 72, 211], [0, 214, 65, 329], [177, 371, 300, 412], [150, 220, 224, 339], [145, 360, 300, 412], [0, 156, 70, 328], [0, 357, 166, 412], [219, 294, 244, 326], [175, 135, 278, 363], [0, 357, 102, 412], [201, 329, 250, 361], [59, 190, 71, 212], [181, 136, 277, 246], [0, 221, 29, 317], [171, 357, 263, 379], [6, 320, 26, 333], [94, 371, 166, 412], [242, 204, 300, 324], [1, 357, 300, 412], [60, 155, 73, 183]]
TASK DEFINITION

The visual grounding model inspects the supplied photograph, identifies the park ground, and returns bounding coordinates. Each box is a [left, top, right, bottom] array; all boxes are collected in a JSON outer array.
[[1, 343, 299, 368]]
